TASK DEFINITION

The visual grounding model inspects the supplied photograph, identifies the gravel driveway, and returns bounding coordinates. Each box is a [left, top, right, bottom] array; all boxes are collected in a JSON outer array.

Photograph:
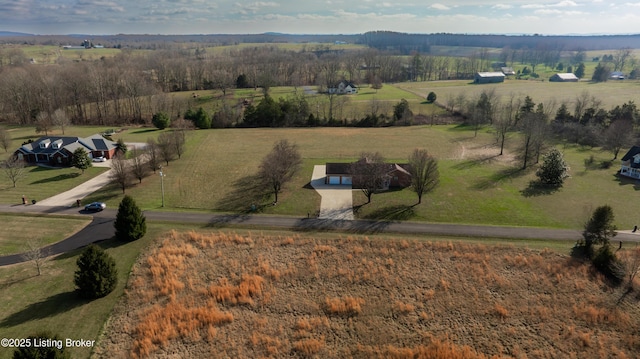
[[310, 165, 354, 220]]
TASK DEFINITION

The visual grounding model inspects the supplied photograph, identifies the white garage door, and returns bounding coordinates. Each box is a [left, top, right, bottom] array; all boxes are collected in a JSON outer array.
[[328, 176, 341, 185], [342, 177, 352, 185]]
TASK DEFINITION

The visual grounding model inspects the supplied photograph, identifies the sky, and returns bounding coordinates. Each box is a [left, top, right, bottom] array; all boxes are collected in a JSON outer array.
[[2, 0, 640, 36]]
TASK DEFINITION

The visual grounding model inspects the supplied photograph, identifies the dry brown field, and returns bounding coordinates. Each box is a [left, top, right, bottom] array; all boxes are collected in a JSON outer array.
[[95, 231, 640, 359]]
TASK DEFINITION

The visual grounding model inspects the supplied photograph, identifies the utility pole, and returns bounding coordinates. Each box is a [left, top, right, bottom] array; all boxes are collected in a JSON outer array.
[[159, 167, 165, 208]]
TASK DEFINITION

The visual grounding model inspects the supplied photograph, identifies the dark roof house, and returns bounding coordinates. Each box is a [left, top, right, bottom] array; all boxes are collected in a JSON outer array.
[[549, 73, 579, 82], [620, 146, 640, 179], [15, 134, 117, 167], [474, 72, 505, 84], [325, 160, 411, 189]]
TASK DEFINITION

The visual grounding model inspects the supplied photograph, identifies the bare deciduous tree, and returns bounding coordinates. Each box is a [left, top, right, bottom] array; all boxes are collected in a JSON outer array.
[[350, 152, 387, 204], [52, 108, 70, 135], [619, 246, 640, 289], [603, 119, 634, 160], [110, 153, 130, 193], [408, 149, 440, 205], [259, 139, 302, 204], [131, 147, 149, 184], [22, 238, 49, 276], [0, 126, 11, 152], [2, 155, 27, 187], [157, 132, 177, 166], [146, 138, 161, 173]]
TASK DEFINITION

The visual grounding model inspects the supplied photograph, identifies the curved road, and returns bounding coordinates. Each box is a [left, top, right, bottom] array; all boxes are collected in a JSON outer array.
[[1, 204, 639, 266]]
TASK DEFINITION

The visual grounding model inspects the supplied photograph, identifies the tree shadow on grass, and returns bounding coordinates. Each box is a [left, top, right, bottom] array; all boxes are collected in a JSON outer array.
[[0, 291, 88, 328], [216, 174, 273, 213], [30, 172, 80, 185], [520, 181, 561, 197], [471, 166, 531, 190], [614, 173, 640, 190], [131, 128, 159, 134], [452, 154, 502, 171], [362, 204, 416, 221]]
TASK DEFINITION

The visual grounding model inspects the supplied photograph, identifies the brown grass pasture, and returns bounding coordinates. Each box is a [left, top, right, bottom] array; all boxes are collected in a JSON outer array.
[[95, 231, 640, 358], [397, 79, 640, 111]]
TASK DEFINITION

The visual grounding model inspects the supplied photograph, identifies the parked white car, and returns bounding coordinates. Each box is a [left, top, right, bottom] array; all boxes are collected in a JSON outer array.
[[92, 156, 106, 162]]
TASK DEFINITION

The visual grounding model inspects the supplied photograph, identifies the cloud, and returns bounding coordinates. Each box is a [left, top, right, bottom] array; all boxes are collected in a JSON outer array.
[[492, 4, 513, 9], [234, 1, 280, 15], [430, 3, 451, 10]]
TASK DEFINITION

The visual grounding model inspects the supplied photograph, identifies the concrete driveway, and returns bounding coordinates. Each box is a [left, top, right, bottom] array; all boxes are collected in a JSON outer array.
[[35, 160, 113, 207], [310, 165, 354, 220]]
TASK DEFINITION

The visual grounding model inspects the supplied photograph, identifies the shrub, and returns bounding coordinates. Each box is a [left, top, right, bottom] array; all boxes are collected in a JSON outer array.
[[114, 195, 146, 242], [592, 245, 625, 285], [74, 245, 118, 299], [12, 331, 69, 359], [426, 91, 437, 103]]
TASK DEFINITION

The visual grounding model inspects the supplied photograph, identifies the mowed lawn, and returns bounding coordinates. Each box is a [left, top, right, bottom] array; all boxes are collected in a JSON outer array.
[[84, 125, 640, 230], [0, 214, 90, 256]]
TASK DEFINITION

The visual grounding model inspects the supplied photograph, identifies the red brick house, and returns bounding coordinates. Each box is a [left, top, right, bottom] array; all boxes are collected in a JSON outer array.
[[325, 160, 412, 189], [14, 134, 117, 166]]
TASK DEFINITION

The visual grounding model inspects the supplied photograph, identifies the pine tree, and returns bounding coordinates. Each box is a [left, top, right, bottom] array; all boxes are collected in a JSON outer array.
[[574, 63, 585, 78], [74, 245, 117, 299], [536, 148, 569, 186], [71, 147, 92, 174], [114, 195, 146, 242]]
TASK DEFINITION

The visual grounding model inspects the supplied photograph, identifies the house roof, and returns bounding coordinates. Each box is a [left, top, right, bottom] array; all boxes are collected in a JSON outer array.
[[476, 72, 505, 78], [325, 162, 411, 175], [326, 163, 351, 175], [622, 146, 640, 162], [16, 134, 115, 156], [551, 73, 579, 81]]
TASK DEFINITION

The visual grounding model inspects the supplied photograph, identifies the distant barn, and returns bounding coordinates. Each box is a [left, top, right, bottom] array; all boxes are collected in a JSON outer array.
[[474, 72, 505, 84], [549, 73, 579, 82]]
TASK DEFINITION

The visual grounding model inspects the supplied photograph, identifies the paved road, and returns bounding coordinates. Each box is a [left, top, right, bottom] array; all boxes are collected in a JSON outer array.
[[1, 204, 639, 266]]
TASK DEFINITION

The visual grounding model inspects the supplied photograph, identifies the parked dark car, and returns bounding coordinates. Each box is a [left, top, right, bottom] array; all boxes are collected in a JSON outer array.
[[84, 202, 106, 212]]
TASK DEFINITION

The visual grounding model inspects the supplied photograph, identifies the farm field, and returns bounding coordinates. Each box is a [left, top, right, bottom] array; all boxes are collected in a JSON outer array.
[[397, 79, 640, 111], [95, 230, 640, 358]]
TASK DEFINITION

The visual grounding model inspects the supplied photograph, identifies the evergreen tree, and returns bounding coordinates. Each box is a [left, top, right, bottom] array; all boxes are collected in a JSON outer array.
[[152, 111, 171, 130], [185, 107, 211, 129], [536, 148, 569, 186], [71, 147, 91, 174], [574, 63, 585, 78], [13, 331, 69, 359], [115, 138, 128, 156], [74, 245, 117, 299], [114, 195, 146, 242], [591, 63, 610, 82], [426, 92, 437, 103]]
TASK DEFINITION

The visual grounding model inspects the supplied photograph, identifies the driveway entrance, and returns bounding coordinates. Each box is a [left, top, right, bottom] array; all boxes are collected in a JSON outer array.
[[310, 165, 354, 220]]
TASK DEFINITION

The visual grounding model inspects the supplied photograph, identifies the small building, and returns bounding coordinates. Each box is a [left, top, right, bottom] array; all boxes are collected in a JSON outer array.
[[620, 146, 640, 179], [327, 80, 358, 94], [549, 73, 579, 82], [501, 67, 516, 76], [474, 72, 505, 84], [14, 134, 117, 167], [610, 71, 625, 80]]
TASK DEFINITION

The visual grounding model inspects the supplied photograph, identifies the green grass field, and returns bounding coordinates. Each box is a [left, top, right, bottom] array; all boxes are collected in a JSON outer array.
[[0, 214, 90, 256], [75, 124, 640, 231]]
